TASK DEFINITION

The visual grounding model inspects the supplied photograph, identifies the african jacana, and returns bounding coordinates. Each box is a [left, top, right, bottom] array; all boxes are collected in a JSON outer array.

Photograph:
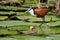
[[26, 7, 50, 22], [26, 7, 50, 34]]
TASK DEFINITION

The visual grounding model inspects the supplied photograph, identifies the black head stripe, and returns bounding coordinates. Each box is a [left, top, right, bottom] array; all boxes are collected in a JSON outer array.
[[27, 8, 33, 12]]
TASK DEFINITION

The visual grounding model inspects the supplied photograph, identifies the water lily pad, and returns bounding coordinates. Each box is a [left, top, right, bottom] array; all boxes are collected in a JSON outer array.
[[0, 38, 17, 40]]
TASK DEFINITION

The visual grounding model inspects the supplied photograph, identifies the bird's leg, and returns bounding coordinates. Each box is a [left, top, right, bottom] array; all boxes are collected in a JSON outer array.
[[37, 23, 43, 34], [42, 17, 45, 23], [38, 17, 45, 27], [38, 17, 45, 28], [37, 17, 45, 29], [39, 23, 43, 28], [37, 17, 45, 34], [42, 17, 50, 34], [41, 17, 50, 28]]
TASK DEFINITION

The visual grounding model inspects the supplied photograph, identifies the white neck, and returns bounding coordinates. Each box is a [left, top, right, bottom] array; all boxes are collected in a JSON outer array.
[[28, 9, 35, 16]]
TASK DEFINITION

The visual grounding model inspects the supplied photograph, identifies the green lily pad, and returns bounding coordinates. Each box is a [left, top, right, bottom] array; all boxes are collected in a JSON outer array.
[[0, 38, 17, 40]]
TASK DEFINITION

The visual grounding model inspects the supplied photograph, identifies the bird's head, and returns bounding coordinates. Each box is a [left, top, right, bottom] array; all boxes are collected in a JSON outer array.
[[25, 7, 36, 16]]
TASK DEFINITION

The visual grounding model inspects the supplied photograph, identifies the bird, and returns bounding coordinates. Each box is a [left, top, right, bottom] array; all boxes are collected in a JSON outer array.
[[26, 7, 50, 23], [26, 7, 50, 34]]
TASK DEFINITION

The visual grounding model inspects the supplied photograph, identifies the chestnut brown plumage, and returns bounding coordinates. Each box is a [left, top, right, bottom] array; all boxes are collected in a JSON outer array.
[[34, 7, 50, 17]]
